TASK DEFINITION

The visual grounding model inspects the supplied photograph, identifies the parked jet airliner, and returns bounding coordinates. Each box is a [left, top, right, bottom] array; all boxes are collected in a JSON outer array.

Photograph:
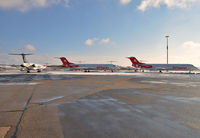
[[59, 57, 119, 72], [128, 57, 199, 72], [9, 53, 47, 73]]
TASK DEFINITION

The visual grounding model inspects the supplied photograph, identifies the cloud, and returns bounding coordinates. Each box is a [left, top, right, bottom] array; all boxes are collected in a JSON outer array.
[[137, 0, 197, 11], [171, 41, 200, 65], [84, 38, 98, 46], [0, 0, 70, 12], [182, 41, 200, 49], [120, 0, 132, 5], [84, 37, 112, 46], [100, 38, 110, 44], [23, 44, 36, 51]]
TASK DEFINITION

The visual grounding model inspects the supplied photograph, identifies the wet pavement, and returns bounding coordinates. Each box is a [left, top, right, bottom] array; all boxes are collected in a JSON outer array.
[[0, 72, 200, 138]]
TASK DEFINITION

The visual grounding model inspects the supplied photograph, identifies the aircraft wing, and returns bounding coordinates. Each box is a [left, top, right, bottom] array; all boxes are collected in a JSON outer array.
[[8, 53, 33, 55]]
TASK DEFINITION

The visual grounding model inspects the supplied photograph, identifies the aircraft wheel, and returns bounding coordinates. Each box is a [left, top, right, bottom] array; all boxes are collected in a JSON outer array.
[[27, 70, 30, 73], [135, 70, 137, 72]]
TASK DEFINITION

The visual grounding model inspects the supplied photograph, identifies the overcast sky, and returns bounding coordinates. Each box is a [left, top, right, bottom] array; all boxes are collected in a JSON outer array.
[[0, 0, 200, 66]]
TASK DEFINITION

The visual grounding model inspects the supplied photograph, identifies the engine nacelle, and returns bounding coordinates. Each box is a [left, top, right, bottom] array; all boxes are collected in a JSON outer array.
[[32, 64, 36, 67], [20, 64, 25, 67]]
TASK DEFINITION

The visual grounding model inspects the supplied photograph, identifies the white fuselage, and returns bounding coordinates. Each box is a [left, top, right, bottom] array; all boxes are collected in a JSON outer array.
[[138, 63, 198, 71], [71, 64, 119, 71], [21, 63, 46, 72]]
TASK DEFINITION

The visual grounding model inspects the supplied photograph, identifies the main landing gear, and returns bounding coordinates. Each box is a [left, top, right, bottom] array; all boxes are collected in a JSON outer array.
[[37, 69, 41, 73]]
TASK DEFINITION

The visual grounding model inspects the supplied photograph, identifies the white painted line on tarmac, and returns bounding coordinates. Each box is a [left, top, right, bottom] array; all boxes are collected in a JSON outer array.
[[0, 82, 39, 86], [38, 96, 65, 103]]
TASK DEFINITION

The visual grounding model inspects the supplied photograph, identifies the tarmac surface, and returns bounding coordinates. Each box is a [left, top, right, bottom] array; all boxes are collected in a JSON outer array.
[[1, 71, 200, 138]]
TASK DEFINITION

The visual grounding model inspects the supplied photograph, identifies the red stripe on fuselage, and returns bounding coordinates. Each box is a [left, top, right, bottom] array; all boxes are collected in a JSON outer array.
[[173, 66, 187, 70], [96, 66, 110, 69], [137, 64, 152, 68]]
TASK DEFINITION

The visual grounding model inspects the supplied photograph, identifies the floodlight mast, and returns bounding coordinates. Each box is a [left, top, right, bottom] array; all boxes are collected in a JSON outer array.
[[165, 36, 169, 64]]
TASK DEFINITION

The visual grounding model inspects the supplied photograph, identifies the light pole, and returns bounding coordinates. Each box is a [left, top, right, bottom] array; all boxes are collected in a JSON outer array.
[[165, 36, 169, 64]]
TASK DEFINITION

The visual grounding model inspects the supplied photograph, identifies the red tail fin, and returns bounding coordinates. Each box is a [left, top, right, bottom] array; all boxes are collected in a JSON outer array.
[[128, 57, 143, 67], [59, 57, 79, 68], [60, 57, 73, 66]]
